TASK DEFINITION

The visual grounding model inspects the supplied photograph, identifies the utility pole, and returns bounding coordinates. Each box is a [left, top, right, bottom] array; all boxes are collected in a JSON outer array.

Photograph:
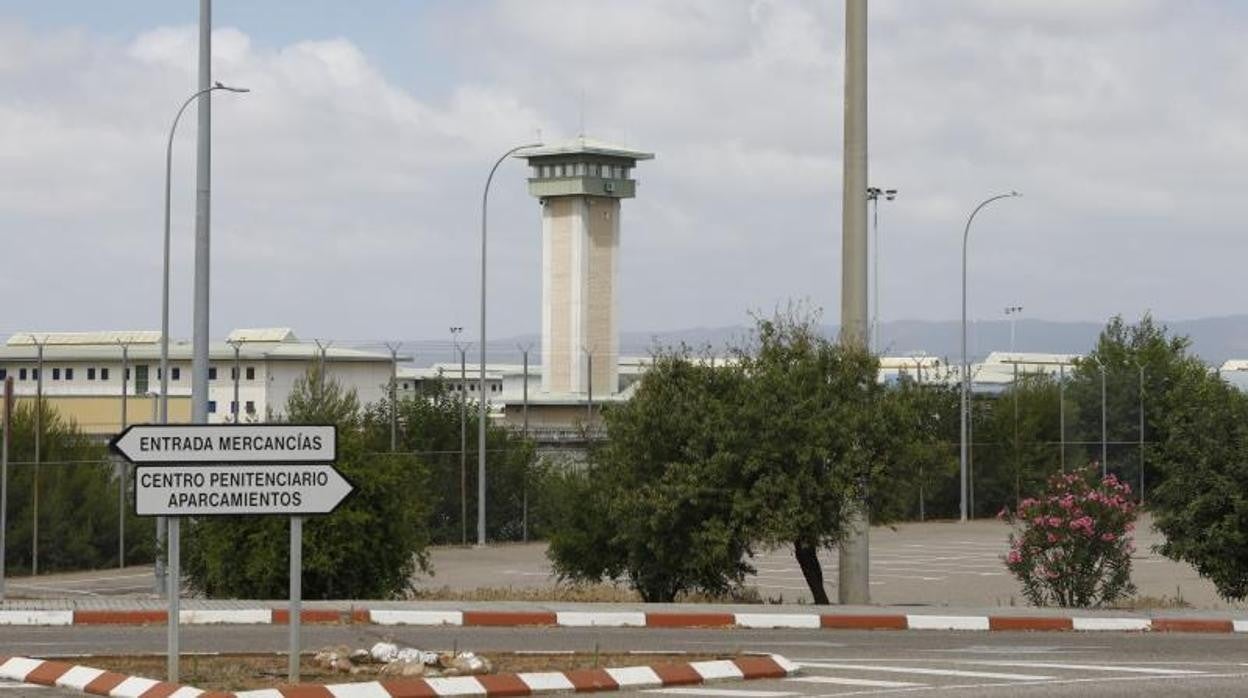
[[31, 335, 45, 577], [173, 0, 213, 681], [1059, 362, 1066, 471], [385, 343, 401, 452], [1137, 362, 1145, 504], [312, 340, 331, 398], [458, 341, 468, 546], [583, 347, 594, 426], [518, 343, 531, 543], [2, 377, 12, 599], [1100, 361, 1108, 476], [838, 0, 870, 605], [226, 339, 243, 423], [117, 339, 132, 569], [1013, 361, 1020, 509], [867, 186, 897, 354], [1005, 305, 1023, 353]]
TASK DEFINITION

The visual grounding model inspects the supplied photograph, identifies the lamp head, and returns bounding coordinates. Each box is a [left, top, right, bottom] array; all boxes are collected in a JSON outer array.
[[214, 81, 250, 93]]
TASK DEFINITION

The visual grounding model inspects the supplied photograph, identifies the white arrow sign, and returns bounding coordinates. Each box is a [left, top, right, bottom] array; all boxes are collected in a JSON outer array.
[[112, 424, 336, 464], [135, 464, 353, 516]]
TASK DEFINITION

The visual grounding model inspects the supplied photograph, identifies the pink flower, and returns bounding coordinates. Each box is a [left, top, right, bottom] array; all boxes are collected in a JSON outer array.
[[1101, 532, 1117, 542], [1006, 550, 1022, 564], [996, 507, 1008, 520], [1047, 533, 1059, 543], [1048, 516, 1063, 527]]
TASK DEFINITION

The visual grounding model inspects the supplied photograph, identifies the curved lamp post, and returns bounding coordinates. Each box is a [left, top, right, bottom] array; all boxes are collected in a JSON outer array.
[[960, 191, 1020, 522], [157, 81, 248, 594], [478, 142, 541, 546]]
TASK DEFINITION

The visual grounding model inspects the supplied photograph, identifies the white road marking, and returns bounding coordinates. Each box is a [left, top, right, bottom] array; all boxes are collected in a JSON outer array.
[[796, 662, 1052, 681], [645, 689, 798, 697], [805, 671, 1248, 698], [0, 684, 43, 690], [788, 676, 923, 688], [1071, 617, 1151, 631], [968, 661, 1207, 675]]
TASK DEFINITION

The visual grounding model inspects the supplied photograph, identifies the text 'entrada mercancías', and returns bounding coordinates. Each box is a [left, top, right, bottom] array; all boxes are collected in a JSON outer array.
[[137, 432, 324, 454]]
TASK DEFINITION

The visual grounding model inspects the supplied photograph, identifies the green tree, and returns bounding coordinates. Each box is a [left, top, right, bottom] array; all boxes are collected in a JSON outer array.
[[3, 400, 153, 574], [969, 374, 1062, 517], [873, 375, 960, 522], [546, 349, 753, 601], [545, 307, 947, 604], [730, 310, 909, 603], [377, 377, 537, 545], [183, 368, 432, 598]]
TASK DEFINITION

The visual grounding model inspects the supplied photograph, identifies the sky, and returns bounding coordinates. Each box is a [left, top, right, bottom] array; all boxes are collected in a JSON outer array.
[[2, 1, 1247, 345]]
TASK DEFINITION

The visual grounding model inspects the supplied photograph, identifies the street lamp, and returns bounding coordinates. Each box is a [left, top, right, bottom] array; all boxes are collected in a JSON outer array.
[[867, 187, 897, 355], [161, 82, 248, 424], [960, 191, 1020, 523], [157, 81, 247, 596], [1005, 305, 1023, 353], [478, 142, 540, 547]]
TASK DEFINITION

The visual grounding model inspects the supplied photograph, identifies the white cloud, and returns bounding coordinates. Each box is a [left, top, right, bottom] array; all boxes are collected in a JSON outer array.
[[3, 1, 1248, 345]]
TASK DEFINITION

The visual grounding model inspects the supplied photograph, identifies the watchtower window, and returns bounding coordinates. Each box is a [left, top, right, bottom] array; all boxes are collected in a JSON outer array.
[[574, 162, 586, 176]]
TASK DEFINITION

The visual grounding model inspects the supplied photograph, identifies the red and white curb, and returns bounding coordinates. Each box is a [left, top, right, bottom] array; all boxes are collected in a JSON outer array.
[[0, 654, 798, 697], [3, 609, 1246, 633]]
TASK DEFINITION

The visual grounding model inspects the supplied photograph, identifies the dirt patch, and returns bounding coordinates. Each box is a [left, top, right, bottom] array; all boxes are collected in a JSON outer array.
[[71, 651, 737, 692]]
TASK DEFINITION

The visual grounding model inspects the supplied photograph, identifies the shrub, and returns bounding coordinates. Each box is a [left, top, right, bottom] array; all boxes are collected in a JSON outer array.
[[1000, 467, 1137, 607]]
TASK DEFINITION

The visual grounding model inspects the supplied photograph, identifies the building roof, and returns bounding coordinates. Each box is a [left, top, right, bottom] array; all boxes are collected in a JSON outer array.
[[227, 328, 297, 343], [518, 136, 654, 162], [7, 331, 161, 346], [0, 330, 402, 364]]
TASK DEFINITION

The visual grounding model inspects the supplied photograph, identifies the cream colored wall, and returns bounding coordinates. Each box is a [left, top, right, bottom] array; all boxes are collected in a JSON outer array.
[[586, 198, 620, 395], [541, 195, 621, 397], [13, 395, 193, 435], [543, 198, 575, 393], [502, 403, 597, 428]]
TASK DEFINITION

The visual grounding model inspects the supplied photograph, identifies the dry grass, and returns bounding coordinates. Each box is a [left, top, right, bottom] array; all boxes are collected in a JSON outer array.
[[74, 651, 736, 692], [406, 584, 766, 604]]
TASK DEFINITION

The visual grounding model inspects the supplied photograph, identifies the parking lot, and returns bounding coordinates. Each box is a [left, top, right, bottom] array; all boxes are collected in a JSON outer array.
[[415, 514, 1238, 609]]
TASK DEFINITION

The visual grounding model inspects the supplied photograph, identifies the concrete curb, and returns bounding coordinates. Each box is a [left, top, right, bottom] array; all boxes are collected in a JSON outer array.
[[2, 608, 1245, 633], [0, 653, 798, 697]]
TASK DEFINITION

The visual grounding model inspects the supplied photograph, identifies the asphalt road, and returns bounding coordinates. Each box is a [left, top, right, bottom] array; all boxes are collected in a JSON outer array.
[[3, 626, 1246, 696]]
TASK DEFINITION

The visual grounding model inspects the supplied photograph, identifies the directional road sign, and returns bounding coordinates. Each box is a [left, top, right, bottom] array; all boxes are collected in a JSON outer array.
[[135, 464, 353, 516], [112, 424, 335, 464]]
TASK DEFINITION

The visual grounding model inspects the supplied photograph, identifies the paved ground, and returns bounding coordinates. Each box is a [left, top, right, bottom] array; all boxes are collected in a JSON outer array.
[[413, 514, 1238, 609], [3, 627, 1246, 696], [3, 514, 1241, 610]]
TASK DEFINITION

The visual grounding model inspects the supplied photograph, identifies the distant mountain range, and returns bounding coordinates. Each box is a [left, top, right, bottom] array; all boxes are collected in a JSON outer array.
[[414, 315, 1248, 367]]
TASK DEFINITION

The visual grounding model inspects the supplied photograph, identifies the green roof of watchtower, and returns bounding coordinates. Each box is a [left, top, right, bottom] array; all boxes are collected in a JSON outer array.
[[518, 137, 654, 199]]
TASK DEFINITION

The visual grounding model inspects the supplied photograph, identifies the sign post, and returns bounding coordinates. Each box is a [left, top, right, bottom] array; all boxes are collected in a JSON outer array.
[[112, 424, 345, 684]]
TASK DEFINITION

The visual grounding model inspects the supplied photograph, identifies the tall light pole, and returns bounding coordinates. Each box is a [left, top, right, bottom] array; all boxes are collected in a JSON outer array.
[[960, 192, 1020, 523], [385, 342, 402, 452], [161, 83, 248, 424], [478, 142, 540, 547], [159, 82, 246, 597], [1100, 360, 1108, 476], [30, 335, 45, 576], [1005, 305, 1023, 353], [867, 186, 897, 354], [1136, 361, 1146, 504], [226, 339, 243, 422], [838, 0, 870, 605]]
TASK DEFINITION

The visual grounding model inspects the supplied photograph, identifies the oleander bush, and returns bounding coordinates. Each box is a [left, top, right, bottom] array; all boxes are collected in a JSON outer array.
[[1001, 466, 1137, 607]]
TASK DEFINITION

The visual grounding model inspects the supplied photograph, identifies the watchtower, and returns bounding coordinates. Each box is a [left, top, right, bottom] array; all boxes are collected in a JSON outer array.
[[518, 138, 654, 396]]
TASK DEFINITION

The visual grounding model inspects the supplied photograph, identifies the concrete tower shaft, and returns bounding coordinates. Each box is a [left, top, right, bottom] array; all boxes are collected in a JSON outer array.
[[519, 138, 653, 398]]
